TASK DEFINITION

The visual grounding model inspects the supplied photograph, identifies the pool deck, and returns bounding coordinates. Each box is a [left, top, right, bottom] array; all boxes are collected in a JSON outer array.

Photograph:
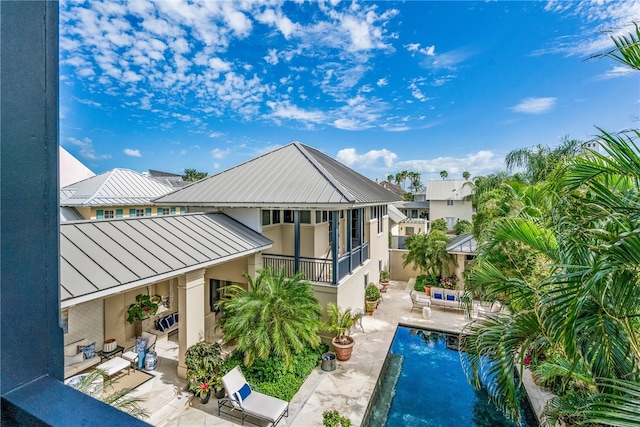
[[136, 280, 548, 426]]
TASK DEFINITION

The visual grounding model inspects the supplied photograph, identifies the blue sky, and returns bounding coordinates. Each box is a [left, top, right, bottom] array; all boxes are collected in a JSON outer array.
[[60, 0, 640, 182]]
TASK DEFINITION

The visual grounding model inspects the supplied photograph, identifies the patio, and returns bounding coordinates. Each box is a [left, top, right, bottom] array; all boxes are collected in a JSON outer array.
[[126, 280, 473, 426]]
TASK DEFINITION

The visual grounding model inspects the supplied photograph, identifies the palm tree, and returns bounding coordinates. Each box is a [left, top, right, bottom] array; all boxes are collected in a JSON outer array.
[[408, 171, 423, 194], [72, 369, 148, 419], [386, 174, 394, 183], [463, 171, 471, 180], [402, 230, 454, 278], [182, 168, 208, 182], [395, 170, 409, 190], [216, 266, 322, 368], [504, 137, 583, 185], [440, 170, 448, 180]]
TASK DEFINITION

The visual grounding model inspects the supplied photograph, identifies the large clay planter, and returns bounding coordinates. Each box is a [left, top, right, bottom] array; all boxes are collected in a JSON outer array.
[[380, 280, 389, 293], [365, 300, 376, 315], [332, 336, 355, 361]]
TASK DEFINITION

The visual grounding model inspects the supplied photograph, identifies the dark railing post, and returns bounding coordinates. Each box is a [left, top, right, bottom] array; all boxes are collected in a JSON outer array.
[[331, 211, 339, 285], [358, 208, 364, 265], [347, 209, 353, 274], [294, 210, 300, 274]]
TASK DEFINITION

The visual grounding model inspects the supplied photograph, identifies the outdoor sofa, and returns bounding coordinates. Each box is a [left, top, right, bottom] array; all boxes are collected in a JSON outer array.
[[63, 338, 101, 379], [429, 287, 466, 312]]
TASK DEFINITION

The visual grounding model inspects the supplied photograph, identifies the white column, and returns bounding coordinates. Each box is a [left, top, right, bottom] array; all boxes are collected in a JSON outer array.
[[177, 268, 206, 378], [455, 254, 465, 290]]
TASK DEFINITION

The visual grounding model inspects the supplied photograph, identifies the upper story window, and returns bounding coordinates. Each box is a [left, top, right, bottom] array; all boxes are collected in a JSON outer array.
[[134, 209, 144, 217], [300, 210, 311, 224], [272, 210, 280, 224], [158, 207, 170, 215], [284, 210, 293, 223], [262, 210, 271, 226], [447, 200, 454, 206], [104, 210, 115, 219]]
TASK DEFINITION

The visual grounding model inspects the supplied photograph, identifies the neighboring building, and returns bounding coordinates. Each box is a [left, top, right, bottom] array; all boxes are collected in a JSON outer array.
[[445, 232, 477, 289], [60, 168, 183, 220], [388, 204, 430, 250], [144, 169, 188, 188], [59, 146, 95, 187], [399, 200, 430, 219], [424, 180, 474, 230], [61, 142, 402, 379], [379, 180, 405, 198]]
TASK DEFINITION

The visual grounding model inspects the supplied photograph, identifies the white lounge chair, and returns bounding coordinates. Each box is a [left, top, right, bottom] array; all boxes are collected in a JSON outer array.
[[410, 290, 431, 312], [218, 365, 289, 426]]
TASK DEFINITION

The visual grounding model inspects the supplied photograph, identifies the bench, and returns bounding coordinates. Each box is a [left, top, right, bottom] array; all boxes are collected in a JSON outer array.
[[97, 356, 130, 377]]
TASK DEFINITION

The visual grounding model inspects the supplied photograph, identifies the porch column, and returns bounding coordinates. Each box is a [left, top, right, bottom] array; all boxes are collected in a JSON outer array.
[[346, 209, 353, 274], [246, 252, 263, 279], [294, 210, 300, 273], [177, 268, 206, 379], [331, 211, 339, 285]]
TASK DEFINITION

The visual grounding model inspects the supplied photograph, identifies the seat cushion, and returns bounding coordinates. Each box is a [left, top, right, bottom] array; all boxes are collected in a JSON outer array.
[[241, 391, 288, 423]]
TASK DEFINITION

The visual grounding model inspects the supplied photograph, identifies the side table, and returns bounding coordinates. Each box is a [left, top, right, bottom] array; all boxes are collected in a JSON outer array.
[[97, 345, 124, 361]]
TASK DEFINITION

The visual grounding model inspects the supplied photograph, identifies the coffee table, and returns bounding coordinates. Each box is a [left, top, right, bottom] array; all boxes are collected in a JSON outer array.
[[96, 356, 130, 377]]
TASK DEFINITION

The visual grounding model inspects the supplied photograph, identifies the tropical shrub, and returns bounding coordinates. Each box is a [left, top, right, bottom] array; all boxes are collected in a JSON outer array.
[[453, 219, 472, 235], [185, 341, 224, 396], [415, 274, 438, 291], [216, 266, 322, 368], [365, 283, 381, 301], [222, 343, 327, 401], [322, 303, 363, 345], [126, 294, 158, 323], [323, 410, 352, 427], [431, 218, 448, 232]]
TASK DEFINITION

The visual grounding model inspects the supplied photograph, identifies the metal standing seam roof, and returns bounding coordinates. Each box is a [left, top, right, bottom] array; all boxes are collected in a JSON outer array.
[[424, 180, 474, 201], [446, 233, 477, 254], [154, 142, 403, 207], [61, 168, 175, 206], [60, 213, 272, 307], [388, 204, 407, 223]]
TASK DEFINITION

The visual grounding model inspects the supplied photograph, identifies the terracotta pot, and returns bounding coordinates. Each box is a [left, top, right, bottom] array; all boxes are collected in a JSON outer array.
[[424, 286, 431, 296], [365, 300, 376, 315], [332, 336, 355, 361]]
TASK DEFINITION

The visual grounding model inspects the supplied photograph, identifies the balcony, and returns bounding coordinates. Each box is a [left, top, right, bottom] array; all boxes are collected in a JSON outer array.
[[263, 243, 369, 284]]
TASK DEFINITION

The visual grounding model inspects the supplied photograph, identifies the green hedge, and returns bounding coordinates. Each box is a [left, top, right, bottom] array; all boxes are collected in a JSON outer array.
[[222, 343, 328, 401]]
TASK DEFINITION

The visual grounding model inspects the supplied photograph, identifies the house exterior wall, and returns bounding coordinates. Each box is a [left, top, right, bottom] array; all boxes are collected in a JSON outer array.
[[74, 205, 186, 220], [429, 200, 473, 227], [64, 299, 104, 351]]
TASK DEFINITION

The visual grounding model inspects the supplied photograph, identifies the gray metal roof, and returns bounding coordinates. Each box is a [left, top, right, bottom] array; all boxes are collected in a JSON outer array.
[[446, 233, 477, 254], [61, 168, 175, 207], [154, 142, 403, 208], [60, 213, 272, 306], [60, 207, 84, 222], [388, 204, 407, 223], [424, 180, 474, 201], [399, 201, 430, 209]]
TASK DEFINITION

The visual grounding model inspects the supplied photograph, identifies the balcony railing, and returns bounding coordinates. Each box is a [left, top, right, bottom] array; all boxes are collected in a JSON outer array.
[[263, 243, 368, 285]]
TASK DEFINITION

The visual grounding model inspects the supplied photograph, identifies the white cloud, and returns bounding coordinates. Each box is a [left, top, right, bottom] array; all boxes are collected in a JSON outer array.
[[511, 97, 557, 114], [377, 78, 388, 87], [67, 136, 112, 160], [265, 100, 326, 123], [264, 49, 279, 65], [595, 65, 636, 80], [336, 147, 398, 168], [208, 131, 223, 138], [396, 150, 502, 179], [124, 148, 142, 157], [211, 148, 229, 159]]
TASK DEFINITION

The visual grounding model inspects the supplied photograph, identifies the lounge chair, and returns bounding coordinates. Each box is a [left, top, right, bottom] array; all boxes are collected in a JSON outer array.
[[410, 290, 431, 312], [218, 365, 289, 426], [477, 300, 502, 319]]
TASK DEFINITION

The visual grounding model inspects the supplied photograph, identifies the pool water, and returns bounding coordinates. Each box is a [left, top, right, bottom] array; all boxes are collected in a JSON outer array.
[[363, 326, 538, 427]]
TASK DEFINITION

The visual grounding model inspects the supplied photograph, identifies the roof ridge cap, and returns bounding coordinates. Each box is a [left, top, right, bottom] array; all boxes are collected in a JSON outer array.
[[295, 143, 355, 203]]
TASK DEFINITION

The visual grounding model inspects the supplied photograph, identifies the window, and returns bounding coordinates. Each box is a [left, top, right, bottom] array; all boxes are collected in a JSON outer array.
[[446, 217, 456, 230], [411, 209, 418, 218], [272, 210, 280, 224], [146, 208, 152, 216], [316, 211, 322, 223], [262, 210, 271, 226], [300, 210, 311, 224], [104, 210, 115, 219], [322, 211, 328, 222], [284, 210, 293, 223], [158, 207, 170, 215], [406, 226, 415, 235], [447, 200, 454, 206], [209, 279, 221, 313], [135, 209, 144, 217]]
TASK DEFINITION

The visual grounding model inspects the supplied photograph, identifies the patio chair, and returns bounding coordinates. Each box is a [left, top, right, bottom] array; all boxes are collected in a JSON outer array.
[[410, 290, 431, 312], [122, 331, 157, 370], [218, 366, 289, 426]]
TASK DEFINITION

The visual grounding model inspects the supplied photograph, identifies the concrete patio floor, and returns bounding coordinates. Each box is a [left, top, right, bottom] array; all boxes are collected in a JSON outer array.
[[131, 280, 545, 426]]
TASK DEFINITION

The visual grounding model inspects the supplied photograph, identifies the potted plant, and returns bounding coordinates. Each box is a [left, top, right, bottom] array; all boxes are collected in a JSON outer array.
[[379, 269, 390, 292], [323, 409, 352, 427], [365, 283, 381, 315], [126, 294, 159, 323], [127, 294, 159, 336], [185, 341, 224, 403], [323, 303, 363, 361], [415, 274, 438, 296]]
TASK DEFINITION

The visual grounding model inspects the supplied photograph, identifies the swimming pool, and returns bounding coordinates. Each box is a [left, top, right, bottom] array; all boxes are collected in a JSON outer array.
[[363, 326, 538, 427]]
